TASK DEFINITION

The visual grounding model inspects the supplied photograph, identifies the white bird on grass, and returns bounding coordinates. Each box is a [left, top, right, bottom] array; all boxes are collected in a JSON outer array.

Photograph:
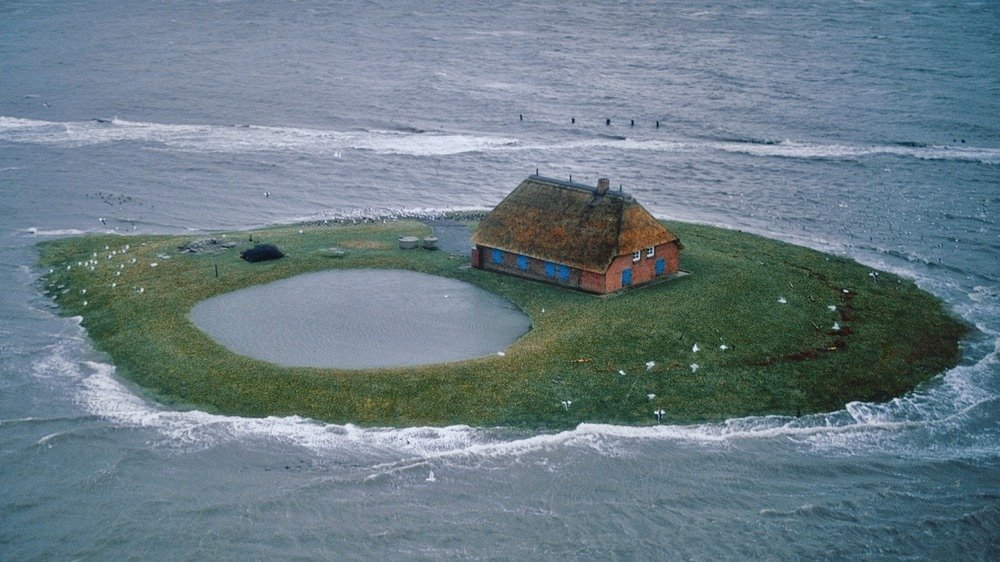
[[690, 363, 699, 373], [828, 305, 837, 312], [645, 361, 655, 370], [618, 369, 626, 376], [561, 400, 573, 410], [692, 343, 700, 353], [778, 296, 787, 304], [654, 409, 665, 422], [832, 321, 840, 331], [719, 344, 729, 351], [647, 393, 656, 401]]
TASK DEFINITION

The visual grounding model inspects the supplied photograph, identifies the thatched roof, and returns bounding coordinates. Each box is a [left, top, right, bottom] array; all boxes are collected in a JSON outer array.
[[473, 175, 678, 273]]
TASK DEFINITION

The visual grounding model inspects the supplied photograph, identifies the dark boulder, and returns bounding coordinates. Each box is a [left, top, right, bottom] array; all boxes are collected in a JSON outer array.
[[241, 244, 285, 263]]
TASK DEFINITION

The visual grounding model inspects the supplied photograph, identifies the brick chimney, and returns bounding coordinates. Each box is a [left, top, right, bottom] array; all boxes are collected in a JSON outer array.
[[596, 178, 610, 195]]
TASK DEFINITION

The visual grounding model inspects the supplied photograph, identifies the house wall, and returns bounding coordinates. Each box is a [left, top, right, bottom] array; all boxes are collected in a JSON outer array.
[[472, 241, 681, 294], [473, 245, 585, 290], [604, 241, 681, 292]]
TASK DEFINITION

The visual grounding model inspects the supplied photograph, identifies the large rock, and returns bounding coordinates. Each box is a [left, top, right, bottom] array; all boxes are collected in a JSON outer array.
[[241, 244, 285, 263]]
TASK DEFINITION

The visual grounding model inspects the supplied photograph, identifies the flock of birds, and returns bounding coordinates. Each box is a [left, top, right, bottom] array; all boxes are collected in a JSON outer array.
[[549, 292, 848, 423], [49, 242, 162, 307]]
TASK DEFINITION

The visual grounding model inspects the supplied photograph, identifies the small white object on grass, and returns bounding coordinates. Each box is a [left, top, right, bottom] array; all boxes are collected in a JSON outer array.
[[496, 351, 505, 356], [618, 369, 626, 376], [150, 263, 158, 268], [828, 305, 837, 312], [561, 400, 572, 410], [654, 409, 665, 422], [645, 361, 655, 370], [82, 301, 88, 307], [719, 344, 728, 351], [692, 343, 699, 353], [647, 393, 656, 401], [690, 363, 699, 373], [778, 296, 787, 304], [832, 321, 840, 331], [843, 289, 850, 293]]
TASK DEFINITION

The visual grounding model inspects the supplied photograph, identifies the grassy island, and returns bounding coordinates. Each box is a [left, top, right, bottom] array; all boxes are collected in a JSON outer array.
[[37, 218, 967, 427]]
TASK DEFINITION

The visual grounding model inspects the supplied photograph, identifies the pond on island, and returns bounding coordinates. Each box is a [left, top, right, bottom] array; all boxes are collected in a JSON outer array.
[[189, 269, 532, 369]]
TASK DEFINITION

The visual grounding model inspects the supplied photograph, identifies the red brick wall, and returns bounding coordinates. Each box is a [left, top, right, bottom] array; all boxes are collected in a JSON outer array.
[[474, 241, 681, 294], [474, 245, 585, 290], [604, 241, 681, 291]]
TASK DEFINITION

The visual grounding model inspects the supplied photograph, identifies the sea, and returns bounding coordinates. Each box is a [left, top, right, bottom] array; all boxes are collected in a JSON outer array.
[[1, 1, 998, 558]]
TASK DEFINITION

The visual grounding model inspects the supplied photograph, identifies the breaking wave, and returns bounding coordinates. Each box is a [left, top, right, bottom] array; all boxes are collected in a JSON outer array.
[[29, 301, 999, 469], [2, 115, 997, 163]]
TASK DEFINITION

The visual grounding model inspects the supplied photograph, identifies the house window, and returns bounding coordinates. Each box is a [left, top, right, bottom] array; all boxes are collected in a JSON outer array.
[[632, 251, 641, 262], [491, 248, 503, 264], [517, 255, 528, 271], [646, 246, 655, 258], [544, 262, 556, 277], [557, 264, 570, 281]]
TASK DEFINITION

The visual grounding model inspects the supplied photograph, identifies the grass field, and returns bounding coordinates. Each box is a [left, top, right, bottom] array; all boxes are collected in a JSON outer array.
[[36, 218, 967, 427]]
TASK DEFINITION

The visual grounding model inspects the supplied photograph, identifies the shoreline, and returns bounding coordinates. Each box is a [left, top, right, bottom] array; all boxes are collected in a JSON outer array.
[[36, 218, 968, 428]]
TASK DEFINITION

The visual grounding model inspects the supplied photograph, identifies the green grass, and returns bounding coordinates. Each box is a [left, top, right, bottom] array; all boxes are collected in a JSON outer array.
[[36, 219, 967, 427]]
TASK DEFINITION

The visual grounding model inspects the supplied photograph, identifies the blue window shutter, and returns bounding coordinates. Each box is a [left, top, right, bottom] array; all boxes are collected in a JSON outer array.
[[517, 255, 528, 271], [622, 268, 633, 286], [491, 248, 502, 264], [655, 258, 665, 276], [545, 262, 555, 277], [558, 264, 570, 281]]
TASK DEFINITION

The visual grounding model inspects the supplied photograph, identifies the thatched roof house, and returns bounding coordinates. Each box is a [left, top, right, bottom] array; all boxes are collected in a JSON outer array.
[[471, 175, 682, 294]]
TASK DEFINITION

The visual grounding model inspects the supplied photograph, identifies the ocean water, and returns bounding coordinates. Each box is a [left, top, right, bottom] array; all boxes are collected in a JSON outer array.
[[1, 0, 998, 558]]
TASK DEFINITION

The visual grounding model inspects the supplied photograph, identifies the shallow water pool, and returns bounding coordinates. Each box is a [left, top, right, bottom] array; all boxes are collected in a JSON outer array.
[[189, 269, 532, 369]]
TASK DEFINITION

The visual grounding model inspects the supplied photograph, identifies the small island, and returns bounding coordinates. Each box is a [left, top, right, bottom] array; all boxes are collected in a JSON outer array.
[[36, 216, 966, 427]]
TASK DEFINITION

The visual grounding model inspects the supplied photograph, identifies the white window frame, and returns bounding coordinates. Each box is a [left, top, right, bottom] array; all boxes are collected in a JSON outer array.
[[646, 246, 655, 258], [632, 250, 641, 262]]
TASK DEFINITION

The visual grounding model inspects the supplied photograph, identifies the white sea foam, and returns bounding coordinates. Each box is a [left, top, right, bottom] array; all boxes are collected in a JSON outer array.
[[22, 227, 89, 237], [0, 116, 519, 156], [28, 322, 998, 466], [3, 115, 997, 163]]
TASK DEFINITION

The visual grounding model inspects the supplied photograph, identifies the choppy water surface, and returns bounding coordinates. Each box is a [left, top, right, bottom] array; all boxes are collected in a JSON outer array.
[[190, 269, 530, 369], [1, 0, 997, 558]]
